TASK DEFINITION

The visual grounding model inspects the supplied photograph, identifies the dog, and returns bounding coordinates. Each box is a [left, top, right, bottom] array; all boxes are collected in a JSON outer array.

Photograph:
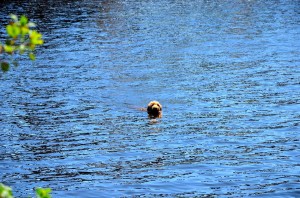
[[147, 101, 162, 118]]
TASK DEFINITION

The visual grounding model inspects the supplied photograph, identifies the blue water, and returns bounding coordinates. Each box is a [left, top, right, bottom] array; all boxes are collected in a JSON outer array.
[[1, 0, 300, 197]]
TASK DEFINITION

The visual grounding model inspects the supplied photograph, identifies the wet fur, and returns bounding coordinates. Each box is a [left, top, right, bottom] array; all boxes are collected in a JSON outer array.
[[147, 101, 162, 118]]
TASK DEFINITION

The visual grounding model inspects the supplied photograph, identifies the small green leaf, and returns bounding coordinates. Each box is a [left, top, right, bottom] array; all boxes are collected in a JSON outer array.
[[20, 15, 28, 26], [20, 26, 29, 35], [0, 183, 14, 198], [36, 188, 52, 198], [29, 53, 36, 60], [30, 39, 43, 46], [6, 24, 21, 38], [4, 45, 15, 53], [1, 62, 10, 72], [30, 30, 44, 45]]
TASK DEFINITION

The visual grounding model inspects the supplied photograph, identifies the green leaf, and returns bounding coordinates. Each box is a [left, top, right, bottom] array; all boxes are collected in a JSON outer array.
[[0, 45, 3, 53], [4, 45, 15, 53], [36, 188, 52, 198], [30, 30, 44, 45], [0, 183, 14, 198], [1, 62, 10, 72], [20, 15, 28, 26], [20, 26, 29, 36], [6, 24, 21, 38], [29, 53, 36, 61]]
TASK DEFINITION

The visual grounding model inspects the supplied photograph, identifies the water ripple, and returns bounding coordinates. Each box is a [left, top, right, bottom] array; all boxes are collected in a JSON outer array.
[[1, 0, 300, 197]]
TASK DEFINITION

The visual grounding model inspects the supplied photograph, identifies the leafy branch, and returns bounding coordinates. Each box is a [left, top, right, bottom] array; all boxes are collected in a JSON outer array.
[[0, 14, 44, 72]]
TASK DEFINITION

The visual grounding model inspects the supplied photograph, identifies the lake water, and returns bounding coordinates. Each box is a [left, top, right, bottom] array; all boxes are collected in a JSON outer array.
[[1, 0, 300, 197]]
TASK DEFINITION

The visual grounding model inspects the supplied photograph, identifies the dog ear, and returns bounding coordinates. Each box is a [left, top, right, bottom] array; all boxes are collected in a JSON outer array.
[[157, 102, 162, 110], [147, 105, 152, 112]]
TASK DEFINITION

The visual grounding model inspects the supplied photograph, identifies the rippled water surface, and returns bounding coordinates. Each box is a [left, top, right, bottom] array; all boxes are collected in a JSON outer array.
[[1, 0, 300, 197]]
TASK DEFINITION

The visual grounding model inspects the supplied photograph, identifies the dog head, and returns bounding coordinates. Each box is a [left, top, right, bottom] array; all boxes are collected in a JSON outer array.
[[147, 101, 162, 118]]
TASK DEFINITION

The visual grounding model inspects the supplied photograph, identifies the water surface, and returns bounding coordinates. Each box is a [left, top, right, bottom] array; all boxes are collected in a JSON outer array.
[[1, 0, 300, 197]]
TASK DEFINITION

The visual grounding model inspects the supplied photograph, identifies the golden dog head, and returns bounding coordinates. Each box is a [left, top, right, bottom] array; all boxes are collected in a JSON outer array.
[[147, 101, 162, 118]]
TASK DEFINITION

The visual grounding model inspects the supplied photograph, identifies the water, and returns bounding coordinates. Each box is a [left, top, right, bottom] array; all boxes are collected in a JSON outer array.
[[1, 0, 300, 197]]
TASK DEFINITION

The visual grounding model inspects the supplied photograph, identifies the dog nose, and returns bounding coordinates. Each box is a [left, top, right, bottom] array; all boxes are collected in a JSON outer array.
[[152, 105, 159, 111]]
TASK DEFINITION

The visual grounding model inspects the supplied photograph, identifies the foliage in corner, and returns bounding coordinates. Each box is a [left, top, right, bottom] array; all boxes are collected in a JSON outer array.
[[36, 188, 52, 198], [0, 183, 13, 198], [0, 183, 52, 198], [0, 14, 44, 72]]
